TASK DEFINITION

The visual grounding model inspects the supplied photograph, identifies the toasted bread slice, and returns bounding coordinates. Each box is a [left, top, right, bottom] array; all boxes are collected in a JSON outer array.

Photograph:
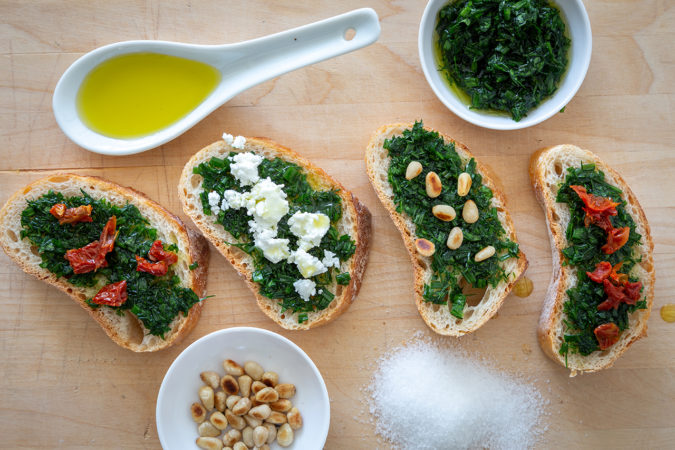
[[179, 137, 371, 330], [0, 174, 209, 352], [530, 145, 654, 375], [365, 123, 527, 335]]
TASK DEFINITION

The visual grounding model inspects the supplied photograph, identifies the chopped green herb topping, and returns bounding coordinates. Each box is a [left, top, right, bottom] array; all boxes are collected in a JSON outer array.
[[336, 272, 351, 286], [556, 164, 645, 356], [20, 191, 200, 338], [194, 154, 356, 317], [385, 121, 519, 318], [436, 0, 570, 121]]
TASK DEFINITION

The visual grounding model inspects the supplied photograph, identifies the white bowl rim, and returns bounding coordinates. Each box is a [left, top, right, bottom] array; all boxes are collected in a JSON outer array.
[[418, 0, 592, 130], [155, 326, 330, 449]]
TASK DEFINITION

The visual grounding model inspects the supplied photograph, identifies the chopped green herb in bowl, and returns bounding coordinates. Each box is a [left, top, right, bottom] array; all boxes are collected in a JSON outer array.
[[436, 0, 570, 122], [418, 0, 592, 130]]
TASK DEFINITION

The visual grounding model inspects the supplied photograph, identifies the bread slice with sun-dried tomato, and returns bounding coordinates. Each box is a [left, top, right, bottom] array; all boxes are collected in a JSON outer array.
[[0, 174, 209, 352], [530, 145, 654, 376]]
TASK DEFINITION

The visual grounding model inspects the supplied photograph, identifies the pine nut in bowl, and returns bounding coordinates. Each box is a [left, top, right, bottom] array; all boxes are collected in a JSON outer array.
[[156, 327, 330, 449], [418, 0, 592, 130]]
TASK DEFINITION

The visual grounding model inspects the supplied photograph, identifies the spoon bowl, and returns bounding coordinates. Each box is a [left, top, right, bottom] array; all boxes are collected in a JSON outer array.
[[53, 8, 380, 155]]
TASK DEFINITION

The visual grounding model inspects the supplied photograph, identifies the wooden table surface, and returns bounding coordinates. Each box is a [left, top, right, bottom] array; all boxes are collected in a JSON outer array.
[[1, 1, 673, 448]]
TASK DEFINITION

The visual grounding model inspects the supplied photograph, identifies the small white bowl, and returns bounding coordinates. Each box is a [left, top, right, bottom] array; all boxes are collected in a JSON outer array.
[[418, 0, 592, 130], [156, 327, 330, 449]]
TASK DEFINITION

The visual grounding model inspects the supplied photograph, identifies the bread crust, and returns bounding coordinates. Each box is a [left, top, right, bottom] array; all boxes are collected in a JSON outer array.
[[530, 145, 655, 376], [0, 174, 209, 352], [178, 137, 371, 330], [365, 123, 527, 336]]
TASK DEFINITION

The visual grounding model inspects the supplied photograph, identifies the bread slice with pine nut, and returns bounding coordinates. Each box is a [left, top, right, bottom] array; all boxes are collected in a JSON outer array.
[[365, 122, 527, 336], [531, 145, 654, 375]]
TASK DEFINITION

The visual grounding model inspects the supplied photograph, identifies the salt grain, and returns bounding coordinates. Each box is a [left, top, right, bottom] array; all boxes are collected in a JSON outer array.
[[366, 336, 546, 449]]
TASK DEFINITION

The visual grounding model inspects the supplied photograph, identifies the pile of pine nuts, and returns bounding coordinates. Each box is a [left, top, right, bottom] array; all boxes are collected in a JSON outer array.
[[407, 160, 496, 262], [192, 359, 303, 450]]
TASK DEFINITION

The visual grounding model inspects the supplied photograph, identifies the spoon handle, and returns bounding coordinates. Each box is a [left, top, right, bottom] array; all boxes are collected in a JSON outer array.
[[219, 8, 380, 96]]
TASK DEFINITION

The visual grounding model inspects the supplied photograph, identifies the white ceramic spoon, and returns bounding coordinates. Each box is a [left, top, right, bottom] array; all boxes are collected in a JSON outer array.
[[53, 8, 380, 156]]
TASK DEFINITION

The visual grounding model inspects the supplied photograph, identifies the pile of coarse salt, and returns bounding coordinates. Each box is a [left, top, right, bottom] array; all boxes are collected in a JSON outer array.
[[366, 335, 546, 449]]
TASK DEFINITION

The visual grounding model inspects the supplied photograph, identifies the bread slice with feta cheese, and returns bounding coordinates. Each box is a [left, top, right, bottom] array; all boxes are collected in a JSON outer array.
[[365, 123, 527, 336], [179, 135, 372, 330], [531, 145, 654, 376], [0, 174, 210, 352]]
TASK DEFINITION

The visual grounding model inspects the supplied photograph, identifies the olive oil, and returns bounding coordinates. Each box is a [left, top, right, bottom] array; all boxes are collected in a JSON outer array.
[[77, 53, 221, 139]]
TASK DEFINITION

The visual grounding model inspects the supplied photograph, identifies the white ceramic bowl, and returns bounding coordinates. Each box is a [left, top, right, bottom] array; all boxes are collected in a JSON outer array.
[[418, 0, 592, 130], [156, 327, 330, 449]]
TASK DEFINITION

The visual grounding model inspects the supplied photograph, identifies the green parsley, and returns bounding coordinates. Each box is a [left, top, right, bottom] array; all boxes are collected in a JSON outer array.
[[336, 272, 351, 285]]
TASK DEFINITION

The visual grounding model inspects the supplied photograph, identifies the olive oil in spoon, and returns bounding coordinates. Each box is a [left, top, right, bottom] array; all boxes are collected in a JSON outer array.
[[77, 53, 220, 139]]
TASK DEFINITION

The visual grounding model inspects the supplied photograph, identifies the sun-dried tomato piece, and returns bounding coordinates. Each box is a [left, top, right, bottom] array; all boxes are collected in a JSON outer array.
[[65, 241, 107, 274], [570, 185, 619, 214], [603, 278, 627, 305], [582, 207, 614, 232], [588, 261, 630, 286], [91, 280, 127, 307], [136, 256, 168, 276], [148, 240, 178, 266], [594, 323, 620, 350], [64, 216, 117, 274], [570, 185, 619, 233], [602, 226, 630, 254], [599, 281, 620, 311], [598, 277, 643, 310], [607, 262, 628, 285], [623, 281, 642, 304], [587, 261, 612, 283], [597, 297, 620, 311], [98, 216, 117, 257], [49, 203, 66, 219], [50, 203, 93, 225]]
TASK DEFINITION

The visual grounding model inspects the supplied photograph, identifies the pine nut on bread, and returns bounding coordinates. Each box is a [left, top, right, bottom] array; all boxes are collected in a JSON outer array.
[[0, 174, 209, 352], [365, 123, 527, 336], [179, 135, 371, 330], [530, 145, 654, 376]]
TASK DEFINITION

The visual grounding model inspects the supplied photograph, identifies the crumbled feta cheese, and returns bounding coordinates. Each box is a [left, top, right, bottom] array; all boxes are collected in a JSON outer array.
[[232, 135, 247, 149], [207, 191, 221, 215], [254, 228, 290, 263], [296, 239, 314, 252], [322, 250, 340, 269], [243, 177, 289, 227], [287, 211, 330, 249], [229, 152, 263, 186], [222, 133, 234, 145], [247, 219, 273, 238], [208, 191, 221, 207], [293, 279, 316, 302], [221, 189, 243, 211], [290, 248, 327, 278]]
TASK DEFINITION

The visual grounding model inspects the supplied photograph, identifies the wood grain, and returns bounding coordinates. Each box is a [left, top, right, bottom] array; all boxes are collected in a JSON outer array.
[[1, 1, 673, 448]]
